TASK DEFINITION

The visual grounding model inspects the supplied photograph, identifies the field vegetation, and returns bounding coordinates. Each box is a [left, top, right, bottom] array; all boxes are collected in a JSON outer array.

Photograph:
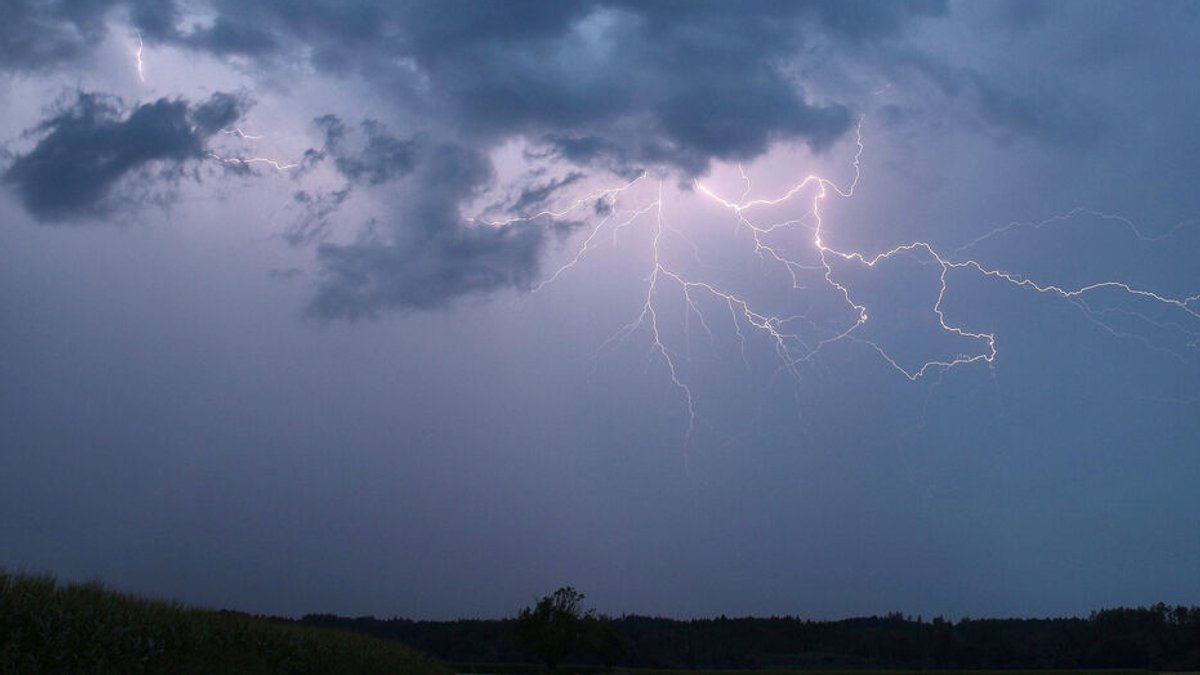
[[0, 570, 448, 674]]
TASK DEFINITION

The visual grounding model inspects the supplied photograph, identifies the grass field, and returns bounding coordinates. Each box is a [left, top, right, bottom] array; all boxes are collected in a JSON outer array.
[[0, 570, 449, 674], [0, 571, 1179, 675]]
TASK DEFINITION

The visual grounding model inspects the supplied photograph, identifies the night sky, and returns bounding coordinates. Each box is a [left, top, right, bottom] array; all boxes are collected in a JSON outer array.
[[2, 0, 1199, 621]]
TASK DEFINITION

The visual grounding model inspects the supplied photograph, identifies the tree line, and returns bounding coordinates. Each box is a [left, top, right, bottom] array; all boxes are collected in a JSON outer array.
[[298, 593, 1200, 671]]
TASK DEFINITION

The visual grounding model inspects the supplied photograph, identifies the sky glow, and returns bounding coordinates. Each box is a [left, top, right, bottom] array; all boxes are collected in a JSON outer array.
[[1, 0, 1198, 620]]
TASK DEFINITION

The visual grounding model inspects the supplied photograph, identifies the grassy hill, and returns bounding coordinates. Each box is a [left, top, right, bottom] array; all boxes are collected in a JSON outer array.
[[0, 570, 449, 674]]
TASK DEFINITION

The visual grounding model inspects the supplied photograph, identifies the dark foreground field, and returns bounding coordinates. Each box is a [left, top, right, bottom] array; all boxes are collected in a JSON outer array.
[[451, 668, 1159, 675], [305, 608, 1200, 672], [3, 570, 1197, 675], [0, 571, 448, 674]]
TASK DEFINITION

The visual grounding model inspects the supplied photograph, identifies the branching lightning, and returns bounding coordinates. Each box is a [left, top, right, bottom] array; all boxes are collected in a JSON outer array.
[[482, 124, 1199, 447], [207, 128, 298, 171]]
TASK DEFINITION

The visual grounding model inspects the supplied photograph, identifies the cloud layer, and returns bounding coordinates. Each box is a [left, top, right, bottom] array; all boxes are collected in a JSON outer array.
[[3, 0, 953, 313], [4, 92, 240, 221], [309, 135, 545, 318]]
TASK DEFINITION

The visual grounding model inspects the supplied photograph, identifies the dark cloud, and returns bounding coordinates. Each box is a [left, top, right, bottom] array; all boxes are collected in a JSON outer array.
[[1, 1, 951, 315], [191, 92, 243, 134], [127, 0, 181, 41], [182, 16, 278, 56], [316, 116, 422, 186], [3, 92, 241, 222], [988, 0, 1051, 31], [301, 121, 592, 316], [129, 1, 944, 176], [247, 1, 943, 316], [537, 134, 622, 165], [0, 0, 107, 70], [280, 116, 423, 249], [283, 187, 350, 247], [309, 143, 544, 318], [0, 0, 249, 68], [534, 134, 642, 180], [0, 0, 181, 68], [385, 1, 875, 174], [511, 171, 586, 214]]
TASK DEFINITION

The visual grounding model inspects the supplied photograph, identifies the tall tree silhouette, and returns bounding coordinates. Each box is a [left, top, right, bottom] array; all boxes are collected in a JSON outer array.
[[512, 587, 592, 669]]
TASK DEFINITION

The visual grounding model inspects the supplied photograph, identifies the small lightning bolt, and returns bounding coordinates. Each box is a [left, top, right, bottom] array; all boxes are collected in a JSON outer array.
[[207, 128, 299, 171], [207, 152, 299, 171], [471, 172, 656, 291], [221, 127, 265, 140], [134, 31, 145, 84], [951, 208, 1198, 258], [531, 196, 658, 292]]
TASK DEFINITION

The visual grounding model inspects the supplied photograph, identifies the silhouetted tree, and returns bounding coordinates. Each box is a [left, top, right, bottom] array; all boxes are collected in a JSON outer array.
[[512, 587, 592, 669]]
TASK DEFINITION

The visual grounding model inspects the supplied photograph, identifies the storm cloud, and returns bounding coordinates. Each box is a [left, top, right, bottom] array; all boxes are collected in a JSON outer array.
[[309, 142, 545, 318], [293, 115, 553, 314], [0, 0, 1117, 318], [3, 92, 241, 222], [177, 0, 929, 173], [2, 1, 943, 173], [315, 116, 422, 187], [0, 0, 107, 70], [226, 0, 942, 315]]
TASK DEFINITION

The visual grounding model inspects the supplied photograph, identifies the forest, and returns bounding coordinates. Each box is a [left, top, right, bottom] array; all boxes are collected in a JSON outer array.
[[299, 603, 1200, 671]]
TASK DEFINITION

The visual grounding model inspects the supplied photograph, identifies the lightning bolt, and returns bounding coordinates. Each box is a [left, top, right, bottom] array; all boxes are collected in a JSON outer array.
[[696, 122, 1198, 379], [129, 33, 292, 172], [134, 31, 145, 84], [951, 208, 1198, 258], [618, 182, 699, 449], [221, 127, 265, 140], [207, 128, 298, 171], [513, 120, 1199, 451], [207, 152, 299, 171]]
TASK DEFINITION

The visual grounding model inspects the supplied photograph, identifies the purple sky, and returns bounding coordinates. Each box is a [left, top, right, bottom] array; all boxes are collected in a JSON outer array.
[[2, 0, 1199, 620]]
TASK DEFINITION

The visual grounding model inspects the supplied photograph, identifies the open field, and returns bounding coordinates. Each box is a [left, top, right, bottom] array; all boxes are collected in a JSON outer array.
[[449, 666, 1158, 675], [3, 570, 1193, 675], [450, 667, 1160, 675], [0, 570, 448, 674]]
